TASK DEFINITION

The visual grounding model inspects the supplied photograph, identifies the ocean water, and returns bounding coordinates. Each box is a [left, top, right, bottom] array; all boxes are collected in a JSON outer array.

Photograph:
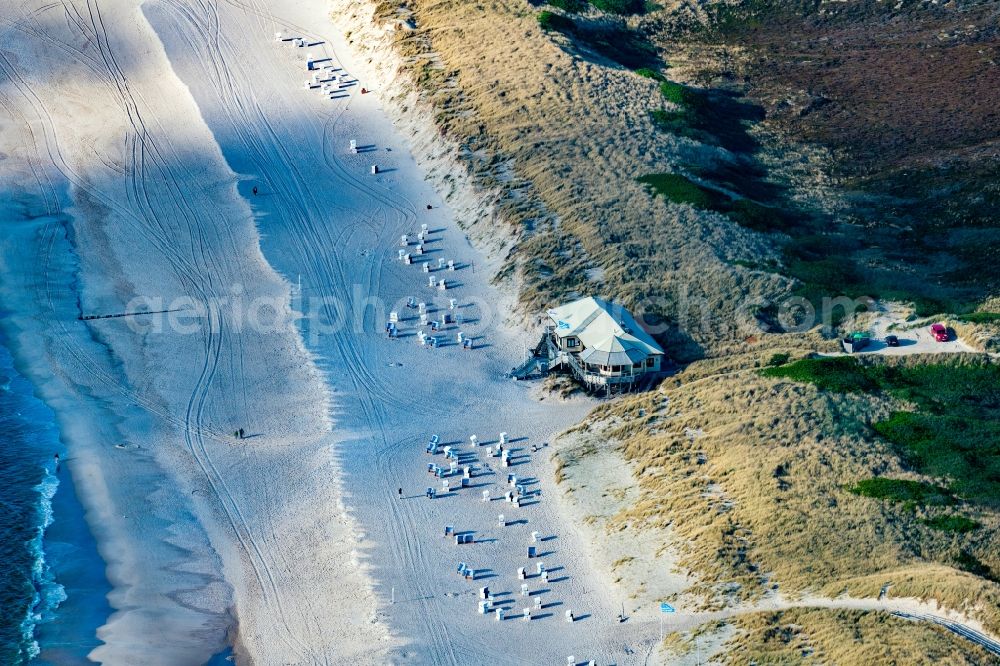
[[0, 341, 65, 663], [0, 337, 111, 664]]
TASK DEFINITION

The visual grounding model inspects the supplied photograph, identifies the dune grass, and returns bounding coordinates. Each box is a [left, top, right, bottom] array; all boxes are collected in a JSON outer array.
[[555, 352, 1000, 638], [365, 0, 785, 357], [364, 0, 1000, 654], [764, 356, 1000, 508], [709, 608, 997, 665]]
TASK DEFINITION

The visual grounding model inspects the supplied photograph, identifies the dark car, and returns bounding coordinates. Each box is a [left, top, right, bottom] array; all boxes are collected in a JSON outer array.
[[885, 335, 900, 347], [842, 332, 870, 353]]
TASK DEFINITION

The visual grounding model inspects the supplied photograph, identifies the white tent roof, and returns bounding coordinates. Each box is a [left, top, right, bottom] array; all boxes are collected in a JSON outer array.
[[547, 296, 663, 362], [579, 335, 650, 366]]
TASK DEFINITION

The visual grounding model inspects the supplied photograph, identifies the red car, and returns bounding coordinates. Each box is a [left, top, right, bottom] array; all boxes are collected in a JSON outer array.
[[930, 323, 949, 342]]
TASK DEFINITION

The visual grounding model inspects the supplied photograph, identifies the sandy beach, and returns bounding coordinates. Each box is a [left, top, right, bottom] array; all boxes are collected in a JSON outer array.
[[0, 0, 656, 663]]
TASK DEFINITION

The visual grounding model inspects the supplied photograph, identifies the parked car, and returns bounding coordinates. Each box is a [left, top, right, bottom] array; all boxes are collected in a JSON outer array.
[[885, 335, 900, 347], [930, 323, 949, 342], [842, 332, 870, 353]]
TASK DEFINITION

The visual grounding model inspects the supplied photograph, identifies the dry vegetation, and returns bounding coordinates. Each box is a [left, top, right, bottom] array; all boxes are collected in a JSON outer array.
[[697, 608, 997, 665], [556, 352, 1000, 638], [664, 0, 1000, 315]]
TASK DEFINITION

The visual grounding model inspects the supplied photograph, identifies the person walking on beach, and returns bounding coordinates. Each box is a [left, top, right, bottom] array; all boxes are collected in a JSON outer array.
[[397, 487, 403, 499], [252, 186, 258, 196]]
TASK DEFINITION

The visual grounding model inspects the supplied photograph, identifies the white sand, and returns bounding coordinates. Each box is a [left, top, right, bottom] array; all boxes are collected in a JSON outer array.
[[0, 0, 658, 663]]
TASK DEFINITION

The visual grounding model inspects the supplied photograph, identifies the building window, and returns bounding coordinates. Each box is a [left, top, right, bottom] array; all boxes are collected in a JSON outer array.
[[567, 337, 579, 348], [646, 357, 655, 367]]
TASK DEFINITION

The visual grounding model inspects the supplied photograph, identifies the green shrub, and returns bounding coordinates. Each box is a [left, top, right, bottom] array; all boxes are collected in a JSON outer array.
[[659, 80, 688, 105], [760, 356, 882, 393], [920, 515, 980, 533], [635, 67, 664, 81], [848, 478, 954, 506], [767, 352, 790, 367], [591, 0, 645, 14], [957, 312, 1000, 324], [537, 10, 575, 32], [728, 199, 793, 233], [636, 173, 725, 209], [649, 109, 700, 139], [873, 412, 1000, 506], [547, 0, 587, 13]]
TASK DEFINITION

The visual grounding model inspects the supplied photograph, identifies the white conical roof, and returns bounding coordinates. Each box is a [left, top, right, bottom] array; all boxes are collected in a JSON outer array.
[[547, 296, 663, 360], [579, 334, 650, 366]]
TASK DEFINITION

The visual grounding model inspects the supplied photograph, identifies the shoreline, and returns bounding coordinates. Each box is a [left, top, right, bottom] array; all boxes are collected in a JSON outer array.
[[0, 336, 98, 665], [34, 440, 114, 665], [1, 1, 340, 661]]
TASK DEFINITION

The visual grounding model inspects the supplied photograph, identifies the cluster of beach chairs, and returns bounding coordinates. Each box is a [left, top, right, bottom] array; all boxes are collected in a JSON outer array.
[[422, 429, 586, 637], [388, 224, 475, 350], [275, 31, 354, 101]]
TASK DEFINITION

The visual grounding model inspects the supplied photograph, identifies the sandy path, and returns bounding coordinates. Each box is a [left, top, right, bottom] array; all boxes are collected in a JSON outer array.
[[645, 594, 1000, 662]]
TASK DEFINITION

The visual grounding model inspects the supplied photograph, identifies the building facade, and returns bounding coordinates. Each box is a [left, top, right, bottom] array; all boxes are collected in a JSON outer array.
[[543, 296, 664, 391]]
